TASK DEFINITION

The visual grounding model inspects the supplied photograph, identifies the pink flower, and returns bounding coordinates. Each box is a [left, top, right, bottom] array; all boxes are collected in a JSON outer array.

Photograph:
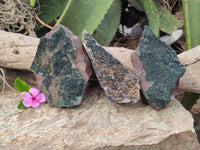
[[22, 88, 46, 108]]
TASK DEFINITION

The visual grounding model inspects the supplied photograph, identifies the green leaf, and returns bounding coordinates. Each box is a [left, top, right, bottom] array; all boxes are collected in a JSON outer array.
[[93, 0, 121, 45], [129, 0, 182, 35], [37, 0, 67, 27], [128, 0, 160, 35], [155, 2, 183, 34], [14, 77, 31, 93], [141, 0, 160, 35], [128, 0, 144, 11], [18, 100, 27, 109], [60, 0, 115, 39]]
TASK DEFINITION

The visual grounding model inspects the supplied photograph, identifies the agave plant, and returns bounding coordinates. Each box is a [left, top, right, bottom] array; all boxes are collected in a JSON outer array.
[[29, 0, 182, 45]]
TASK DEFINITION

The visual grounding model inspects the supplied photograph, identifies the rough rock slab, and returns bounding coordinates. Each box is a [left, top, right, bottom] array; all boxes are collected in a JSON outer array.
[[131, 26, 186, 109], [31, 25, 93, 107], [0, 88, 199, 150], [83, 31, 140, 103]]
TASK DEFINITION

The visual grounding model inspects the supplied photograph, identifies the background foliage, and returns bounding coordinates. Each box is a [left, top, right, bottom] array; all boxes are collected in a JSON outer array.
[[34, 0, 182, 45], [181, 0, 200, 111]]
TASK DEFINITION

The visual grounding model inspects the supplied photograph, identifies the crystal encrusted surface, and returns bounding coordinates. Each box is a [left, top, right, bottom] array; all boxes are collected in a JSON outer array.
[[83, 31, 140, 103], [131, 26, 186, 109], [31, 25, 92, 107]]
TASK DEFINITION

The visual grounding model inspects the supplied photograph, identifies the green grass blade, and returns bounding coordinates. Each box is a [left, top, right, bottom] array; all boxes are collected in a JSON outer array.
[[55, 0, 72, 26], [182, 0, 190, 50], [183, 0, 200, 49], [182, 0, 200, 110]]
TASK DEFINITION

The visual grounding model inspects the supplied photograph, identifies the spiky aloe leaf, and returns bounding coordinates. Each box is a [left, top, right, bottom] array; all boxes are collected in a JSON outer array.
[[155, 2, 182, 34], [128, 0, 159, 35], [141, 0, 160, 35], [128, 0, 143, 11], [93, 0, 121, 45], [59, 0, 115, 39], [128, 0, 182, 35]]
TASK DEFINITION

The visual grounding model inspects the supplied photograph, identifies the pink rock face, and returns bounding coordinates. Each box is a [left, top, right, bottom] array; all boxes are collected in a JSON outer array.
[[63, 27, 94, 82], [131, 49, 180, 109], [130, 49, 153, 91]]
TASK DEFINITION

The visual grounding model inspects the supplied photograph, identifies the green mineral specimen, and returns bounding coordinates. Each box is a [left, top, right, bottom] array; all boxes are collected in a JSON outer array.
[[138, 26, 186, 109], [83, 31, 140, 104], [31, 25, 93, 107]]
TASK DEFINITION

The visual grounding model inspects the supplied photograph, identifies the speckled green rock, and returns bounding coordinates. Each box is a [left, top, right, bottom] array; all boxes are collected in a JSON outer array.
[[132, 26, 186, 109], [83, 31, 140, 103], [31, 25, 93, 107]]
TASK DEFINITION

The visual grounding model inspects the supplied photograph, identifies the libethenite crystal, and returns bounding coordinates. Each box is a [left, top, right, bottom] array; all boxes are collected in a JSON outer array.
[[83, 31, 140, 104], [31, 25, 93, 107], [131, 26, 186, 109]]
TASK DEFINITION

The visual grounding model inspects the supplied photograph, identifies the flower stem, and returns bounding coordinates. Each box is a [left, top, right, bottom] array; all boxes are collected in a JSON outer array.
[[32, 7, 53, 29], [55, 0, 72, 26], [30, 0, 35, 7]]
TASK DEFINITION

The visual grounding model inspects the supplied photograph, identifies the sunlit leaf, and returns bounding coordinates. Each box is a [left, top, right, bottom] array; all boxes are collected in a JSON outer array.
[[93, 0, 121, 45], [14, 77, 31, 93], [60, 0, 115, 39]]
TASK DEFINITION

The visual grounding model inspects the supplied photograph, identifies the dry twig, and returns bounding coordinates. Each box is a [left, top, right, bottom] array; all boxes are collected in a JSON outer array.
[[0, 67, 17, 94]]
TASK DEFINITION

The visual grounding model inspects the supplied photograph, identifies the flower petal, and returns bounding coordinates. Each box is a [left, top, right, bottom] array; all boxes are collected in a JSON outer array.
[[22, 99, 32, 107], [29, 88, 40, 96], [22, 92, 31, 101], [37, 93, 46, 103], [31, 101, 40, 108]]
